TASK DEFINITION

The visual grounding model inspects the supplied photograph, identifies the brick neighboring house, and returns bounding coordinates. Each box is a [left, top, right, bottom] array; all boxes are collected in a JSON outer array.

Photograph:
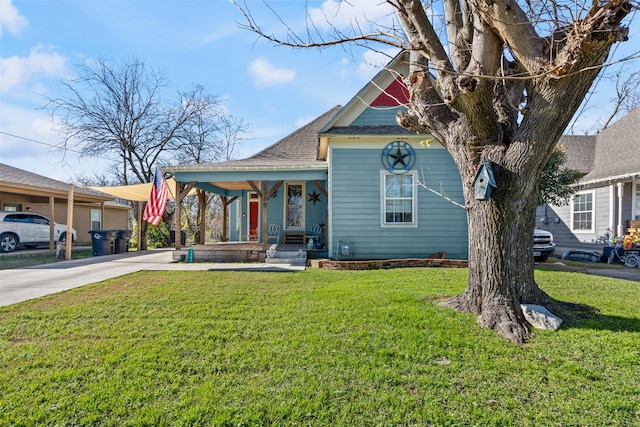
[[0, 163, 130, 246], [535, 109, 640, 252]]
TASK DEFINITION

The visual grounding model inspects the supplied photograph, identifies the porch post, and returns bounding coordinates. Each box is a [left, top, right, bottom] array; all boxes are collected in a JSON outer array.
[[222, 196, 229, 242], [261, 181, 269, 250], [174, 181, 198, 250], [197, 189, 206, 245], [49, 196, 55, 251], [609, 185, 615, 233], [137, 202, 142, 251], [65, 184, 74, 260], [174, 182, 183, 250], [221, 196, 238, 242], [617, 183, 624, 236]]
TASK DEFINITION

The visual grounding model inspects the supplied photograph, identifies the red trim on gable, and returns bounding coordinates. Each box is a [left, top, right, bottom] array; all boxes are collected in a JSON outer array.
[[370, 76, 409, 107]]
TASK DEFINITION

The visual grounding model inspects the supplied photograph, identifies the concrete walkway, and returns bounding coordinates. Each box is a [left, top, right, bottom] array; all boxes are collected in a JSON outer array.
[[0, 249, 304, 308]]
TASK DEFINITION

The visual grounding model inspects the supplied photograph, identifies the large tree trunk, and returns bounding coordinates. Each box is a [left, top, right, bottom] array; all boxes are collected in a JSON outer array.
[[441, 160, 542, 344]]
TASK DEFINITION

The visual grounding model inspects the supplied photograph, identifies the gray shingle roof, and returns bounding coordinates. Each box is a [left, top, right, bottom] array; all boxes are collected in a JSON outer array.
[[249, 106, 342, 164], [0, 163, 114, 201], [556, 135, 596, 173], [582, 108, 640, 182], [169, 106, 342, 172]]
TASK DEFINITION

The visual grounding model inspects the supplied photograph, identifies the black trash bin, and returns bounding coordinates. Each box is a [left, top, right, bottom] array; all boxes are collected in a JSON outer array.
[[89, 230, 116, 256], [170, 230, 187, 246], [114, 229, 132, 253]]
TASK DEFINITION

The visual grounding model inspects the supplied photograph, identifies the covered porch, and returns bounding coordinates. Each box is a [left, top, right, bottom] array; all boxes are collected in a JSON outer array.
[[164, 107, 339, 258], [171, 241, 309, 264]]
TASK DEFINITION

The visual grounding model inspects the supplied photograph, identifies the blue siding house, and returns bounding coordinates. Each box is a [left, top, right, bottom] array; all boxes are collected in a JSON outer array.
[[166, 52, 469, 260]]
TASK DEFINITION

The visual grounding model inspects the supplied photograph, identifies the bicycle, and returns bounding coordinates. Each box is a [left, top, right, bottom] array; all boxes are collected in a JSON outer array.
[[594, 228, 614, 245]]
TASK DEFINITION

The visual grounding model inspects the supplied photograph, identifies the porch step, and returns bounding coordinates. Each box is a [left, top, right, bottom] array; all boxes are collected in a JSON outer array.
[[266, 258, 307, 266], [266, 246, 307, 265]]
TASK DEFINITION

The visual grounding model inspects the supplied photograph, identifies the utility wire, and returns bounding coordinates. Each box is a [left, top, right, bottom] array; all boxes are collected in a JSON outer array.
[[0, 130, 113, 161]]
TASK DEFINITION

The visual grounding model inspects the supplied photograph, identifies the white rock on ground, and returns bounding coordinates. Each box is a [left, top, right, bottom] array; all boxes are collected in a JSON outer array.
[[521, 304, 563, 331]]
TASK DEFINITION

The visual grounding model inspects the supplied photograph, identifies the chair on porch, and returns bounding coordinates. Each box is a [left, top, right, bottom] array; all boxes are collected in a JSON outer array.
[[306, 224, 324, 248], [267, 224, 280, 244]]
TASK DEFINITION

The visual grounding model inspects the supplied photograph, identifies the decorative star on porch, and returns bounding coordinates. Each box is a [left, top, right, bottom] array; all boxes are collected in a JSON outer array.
[[308, 191, 321, 204]]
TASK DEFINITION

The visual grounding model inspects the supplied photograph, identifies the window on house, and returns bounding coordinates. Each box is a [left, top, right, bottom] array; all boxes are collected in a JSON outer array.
[[382, 171, 416, 226], [91, 209, 102, 230], [572, 191, 593, 231], [285, 183, 304, 229]]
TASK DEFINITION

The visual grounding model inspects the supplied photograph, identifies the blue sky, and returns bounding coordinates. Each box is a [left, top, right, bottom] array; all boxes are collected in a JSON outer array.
[[1, 0, 638, 183]]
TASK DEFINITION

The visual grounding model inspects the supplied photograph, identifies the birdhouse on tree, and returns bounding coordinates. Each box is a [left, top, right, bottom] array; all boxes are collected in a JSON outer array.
[[473, 157, 497, 200]]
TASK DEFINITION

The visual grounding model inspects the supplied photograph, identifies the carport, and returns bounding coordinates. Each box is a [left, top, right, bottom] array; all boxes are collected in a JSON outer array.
[[0, 163, 119, 259]]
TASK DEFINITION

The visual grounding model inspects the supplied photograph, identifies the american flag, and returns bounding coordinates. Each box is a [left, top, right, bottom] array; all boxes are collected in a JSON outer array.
[[143, 166, 168, 226]]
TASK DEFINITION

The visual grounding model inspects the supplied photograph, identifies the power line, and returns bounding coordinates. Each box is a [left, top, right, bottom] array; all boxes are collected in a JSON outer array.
[[0, 130, 113, 161]]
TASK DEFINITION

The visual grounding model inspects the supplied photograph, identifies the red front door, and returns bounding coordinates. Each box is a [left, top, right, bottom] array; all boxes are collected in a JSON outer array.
[[248, 198, 259, 240]]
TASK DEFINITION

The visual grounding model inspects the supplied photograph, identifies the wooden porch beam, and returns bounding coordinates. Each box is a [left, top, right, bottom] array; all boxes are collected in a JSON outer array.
[[247, 181, 263, 198], [179, 181, 197, 200], [312, 180, 328, 197], [266, 180, 283, 199]]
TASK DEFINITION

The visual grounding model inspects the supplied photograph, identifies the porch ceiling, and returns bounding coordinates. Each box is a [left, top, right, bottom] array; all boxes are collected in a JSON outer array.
[[212, 181, 254, 191]]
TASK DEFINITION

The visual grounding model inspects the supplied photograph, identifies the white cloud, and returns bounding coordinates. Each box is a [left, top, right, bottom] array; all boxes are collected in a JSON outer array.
[[0, 45, 67, 94], [307, 0, 395, 31], [357, 48, 399, 79], [0, 0, 27, 36], [0, 104, 108, 181], [249, 58, 295, 88]]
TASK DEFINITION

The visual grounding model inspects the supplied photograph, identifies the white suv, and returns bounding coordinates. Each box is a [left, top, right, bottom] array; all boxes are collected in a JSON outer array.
[[0, 212, 76, 253]]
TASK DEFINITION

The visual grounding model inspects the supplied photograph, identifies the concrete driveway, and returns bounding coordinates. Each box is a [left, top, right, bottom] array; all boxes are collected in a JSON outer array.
[[0, 249, 305, 308], [0, 250, 175, 307]]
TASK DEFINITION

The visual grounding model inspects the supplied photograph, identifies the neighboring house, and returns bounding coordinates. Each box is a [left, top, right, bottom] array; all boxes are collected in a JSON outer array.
[[167, 52, 469, 260], [0, 163, 130, 245], [535, 109, 640, 250]]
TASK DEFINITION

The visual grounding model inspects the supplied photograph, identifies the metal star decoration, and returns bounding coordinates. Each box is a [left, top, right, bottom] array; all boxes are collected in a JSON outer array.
[[308, 191, 321, 204], [389, 146, 410, 168]]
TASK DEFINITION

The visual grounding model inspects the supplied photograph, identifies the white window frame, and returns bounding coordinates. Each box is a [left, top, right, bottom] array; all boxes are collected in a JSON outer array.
[[284, 182, 305, 230], [570, 190, 595, 233], [90, 208, 102, 230], [380, 170, 417, 228]]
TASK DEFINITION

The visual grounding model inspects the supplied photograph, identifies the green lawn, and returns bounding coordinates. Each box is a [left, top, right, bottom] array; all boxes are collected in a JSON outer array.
[[0, 268, 638, 426]]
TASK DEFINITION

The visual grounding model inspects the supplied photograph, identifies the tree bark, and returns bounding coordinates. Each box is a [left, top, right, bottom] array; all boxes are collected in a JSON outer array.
[[441, 166, 540, 345]]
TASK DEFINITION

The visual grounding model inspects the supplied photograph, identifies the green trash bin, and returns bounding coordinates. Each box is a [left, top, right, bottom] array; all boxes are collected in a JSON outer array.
[[114, 229, 132, 253], [89, 230, 116, 256]]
